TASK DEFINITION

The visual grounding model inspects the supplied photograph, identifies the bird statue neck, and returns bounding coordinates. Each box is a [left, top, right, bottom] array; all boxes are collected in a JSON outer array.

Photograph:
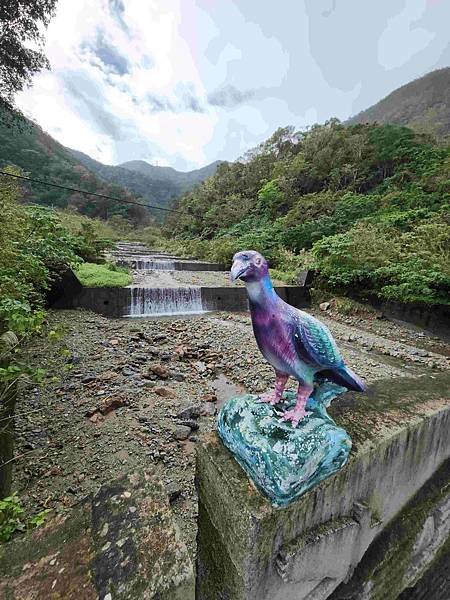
[[245, 274, 278, 308]]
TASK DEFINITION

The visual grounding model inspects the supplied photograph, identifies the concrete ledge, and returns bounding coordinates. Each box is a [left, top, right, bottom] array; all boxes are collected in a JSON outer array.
[[0, 471, 194, 600], [195, 372, 450, 600]]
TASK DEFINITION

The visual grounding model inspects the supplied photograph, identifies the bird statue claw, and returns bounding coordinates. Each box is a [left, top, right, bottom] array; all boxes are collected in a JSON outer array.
[[281, 407, 310, 427], [256, 392, 280, 405]]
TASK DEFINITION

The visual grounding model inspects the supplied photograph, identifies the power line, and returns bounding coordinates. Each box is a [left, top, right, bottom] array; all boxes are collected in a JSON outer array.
[[0, 170, 183, 214]]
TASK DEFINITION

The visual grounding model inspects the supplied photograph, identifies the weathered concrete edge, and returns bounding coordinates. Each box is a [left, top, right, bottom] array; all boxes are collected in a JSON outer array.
[[329, 457, 450, 599], [196, 374, 450, 599]]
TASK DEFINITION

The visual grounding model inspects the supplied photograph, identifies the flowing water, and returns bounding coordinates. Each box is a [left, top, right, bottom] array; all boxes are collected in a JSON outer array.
[[126, 285, 205, 317], [117, 258, 176, 271]]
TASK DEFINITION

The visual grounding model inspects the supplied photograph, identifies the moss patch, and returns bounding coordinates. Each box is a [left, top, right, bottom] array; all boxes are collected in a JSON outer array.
[[75, 263, 132, 288]]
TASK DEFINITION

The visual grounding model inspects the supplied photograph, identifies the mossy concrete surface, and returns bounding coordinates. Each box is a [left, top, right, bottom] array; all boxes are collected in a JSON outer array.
[[195, 372, 450, 600], [0, 471, 194, 600], [329, 458, 450, 600]]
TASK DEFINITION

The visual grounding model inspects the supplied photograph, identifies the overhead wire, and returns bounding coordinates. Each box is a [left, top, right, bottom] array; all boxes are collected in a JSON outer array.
[[0, 170, 183, 214]]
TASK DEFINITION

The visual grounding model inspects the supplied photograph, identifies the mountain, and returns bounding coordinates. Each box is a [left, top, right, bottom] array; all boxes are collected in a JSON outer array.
[[348, 67, 450, 140], [0, 111, 150, 224], [68, 150, 223, 213]]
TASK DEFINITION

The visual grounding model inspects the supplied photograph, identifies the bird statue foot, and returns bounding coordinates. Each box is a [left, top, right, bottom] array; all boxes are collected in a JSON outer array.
[[256, 392, 280, 406], [281, 407, 310, 427], [256, 373, 289, 406]]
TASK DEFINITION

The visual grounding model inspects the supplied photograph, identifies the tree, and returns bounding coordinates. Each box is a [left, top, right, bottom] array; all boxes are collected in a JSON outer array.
[[0, 1, 58, 119]]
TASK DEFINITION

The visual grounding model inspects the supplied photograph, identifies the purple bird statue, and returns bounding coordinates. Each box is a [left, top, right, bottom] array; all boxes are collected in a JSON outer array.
[[231, 250, 365, 427]]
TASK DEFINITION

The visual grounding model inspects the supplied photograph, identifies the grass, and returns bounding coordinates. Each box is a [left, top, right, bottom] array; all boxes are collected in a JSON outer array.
[[75, 263, 132, 287]]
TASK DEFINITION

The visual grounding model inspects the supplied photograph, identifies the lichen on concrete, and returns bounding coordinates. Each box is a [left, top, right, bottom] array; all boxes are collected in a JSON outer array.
[[0, 470, 194, 600]]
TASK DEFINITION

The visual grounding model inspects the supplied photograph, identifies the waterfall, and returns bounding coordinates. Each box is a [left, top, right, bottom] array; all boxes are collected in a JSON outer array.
[[127, 286, 205, 317], [117, 258, 175, 271], [134, 259, 175, 271]]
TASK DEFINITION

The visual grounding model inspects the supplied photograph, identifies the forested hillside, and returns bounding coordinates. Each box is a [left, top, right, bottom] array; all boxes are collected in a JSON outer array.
[[68, 149, 222, 218], [0, 111, 149, 224], [167, 120, 450, 306], [348, 68, 450, 141]]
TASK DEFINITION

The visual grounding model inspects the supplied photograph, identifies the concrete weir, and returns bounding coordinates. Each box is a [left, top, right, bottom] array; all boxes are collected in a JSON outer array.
[[195, 372, 450, 600], [72, 285, 310, 317]]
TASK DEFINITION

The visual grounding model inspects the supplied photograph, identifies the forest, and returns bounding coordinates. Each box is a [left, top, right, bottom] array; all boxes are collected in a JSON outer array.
[[166, 120, 450, 307]]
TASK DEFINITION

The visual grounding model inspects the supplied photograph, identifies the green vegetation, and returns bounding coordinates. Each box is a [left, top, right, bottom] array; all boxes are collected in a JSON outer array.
[[0, 168, 122, 461], [75, 263, 132, 288], [0, 493, 50, 543], [0, 1, 57, 117], [167, 121, 450, 306], [0, 109, 152, 224], [70, 150, 222, 222]]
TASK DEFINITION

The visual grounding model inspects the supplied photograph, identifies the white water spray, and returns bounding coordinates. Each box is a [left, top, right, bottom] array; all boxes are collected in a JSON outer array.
[[126, 286, 204, 317]]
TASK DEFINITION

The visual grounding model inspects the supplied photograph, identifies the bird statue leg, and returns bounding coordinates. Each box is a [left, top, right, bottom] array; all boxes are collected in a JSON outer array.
[[257, 372, 289, 406], [282, 383, 313, 427]]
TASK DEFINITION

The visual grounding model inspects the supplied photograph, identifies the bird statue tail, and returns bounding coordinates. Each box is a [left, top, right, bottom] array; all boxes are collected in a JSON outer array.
[[321, 365, 366, 392]]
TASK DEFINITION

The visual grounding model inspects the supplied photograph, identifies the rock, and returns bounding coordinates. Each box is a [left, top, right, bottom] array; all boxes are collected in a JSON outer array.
[[148, 364, 169, 379], [202, 393, 217, 403], [154, 386, 177, 399], [320, 302, 331, 311], [177, 419, 199, 431], [146, 346, 160, 355], [81, 374, 96, 384], [194, 361, 207, 373], [174, 425, 192, 441], [200, 402, 217, 417], [171, 371, 186, 382], [166, 482, 183, 503], [217, 383, 351, 507], [176, 405, 202, 420], [154, 334, 167, 342], [122, 367, 135, 377]]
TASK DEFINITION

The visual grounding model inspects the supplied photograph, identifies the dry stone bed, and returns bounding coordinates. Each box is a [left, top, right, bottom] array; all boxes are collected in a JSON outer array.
[[12, 307, 450, 558]]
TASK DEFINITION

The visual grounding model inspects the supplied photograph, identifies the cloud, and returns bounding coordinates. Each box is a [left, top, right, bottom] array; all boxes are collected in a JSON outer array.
[[83, 30, 130, 76], [207, 85, 255, 108], [61, 71, 126, 139], [107, 0, 128, 31], [15, 0, 450, 170], [145, 94, 175, 113]]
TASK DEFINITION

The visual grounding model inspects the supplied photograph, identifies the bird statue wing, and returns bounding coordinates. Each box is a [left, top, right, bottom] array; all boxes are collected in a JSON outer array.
[[292, 310, 343, 368]]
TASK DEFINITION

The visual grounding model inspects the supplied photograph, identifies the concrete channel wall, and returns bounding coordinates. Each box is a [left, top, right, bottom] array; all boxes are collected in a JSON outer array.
[[195, 373, 450, 600], [68, 285, 310, 317]]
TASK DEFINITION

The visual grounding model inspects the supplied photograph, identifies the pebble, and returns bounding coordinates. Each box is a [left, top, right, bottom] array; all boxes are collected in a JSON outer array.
[[174, 426, 191, 441]]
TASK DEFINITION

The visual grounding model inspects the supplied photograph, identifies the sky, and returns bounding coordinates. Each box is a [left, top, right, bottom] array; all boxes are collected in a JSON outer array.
[[17, 0, 450, 171]]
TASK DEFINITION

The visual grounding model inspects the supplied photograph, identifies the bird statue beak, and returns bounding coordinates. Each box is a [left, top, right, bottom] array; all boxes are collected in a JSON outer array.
[[230, 259, 247, 282]]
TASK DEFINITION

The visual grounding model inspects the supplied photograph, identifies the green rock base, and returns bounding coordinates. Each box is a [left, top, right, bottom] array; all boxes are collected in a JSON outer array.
[[217, 382, 351, 507]]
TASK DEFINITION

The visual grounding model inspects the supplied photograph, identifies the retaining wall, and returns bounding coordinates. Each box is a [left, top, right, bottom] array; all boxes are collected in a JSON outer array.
[[195, 372, 450, 600]]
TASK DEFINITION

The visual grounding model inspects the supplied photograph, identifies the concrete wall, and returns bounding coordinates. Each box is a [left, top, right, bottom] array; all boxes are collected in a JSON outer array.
[[73, 286, 130, 317], [116, 260, 227, 271], [378, 300, 450, 340], [67, 285, 310, 317], [195, 372, 450, 600], [175, 261, 226, 272]]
